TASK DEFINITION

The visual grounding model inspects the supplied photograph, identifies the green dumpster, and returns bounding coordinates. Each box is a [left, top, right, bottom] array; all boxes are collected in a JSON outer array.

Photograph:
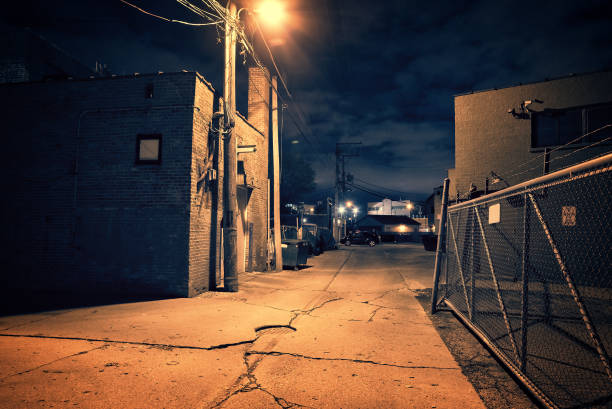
[[281, 239, 309, 270]]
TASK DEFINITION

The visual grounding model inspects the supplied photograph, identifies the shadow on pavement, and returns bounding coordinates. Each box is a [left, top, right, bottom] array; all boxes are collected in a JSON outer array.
[[413, 288, 542, 409], [0, 290, 176, 316]]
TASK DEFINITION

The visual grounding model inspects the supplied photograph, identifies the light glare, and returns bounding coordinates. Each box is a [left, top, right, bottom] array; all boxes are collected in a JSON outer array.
[[256, 1, 286, 27]]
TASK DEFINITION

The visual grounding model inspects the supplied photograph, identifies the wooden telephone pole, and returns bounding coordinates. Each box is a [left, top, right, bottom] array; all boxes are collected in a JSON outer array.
[[271, 76, 282, 271], [222, 1, 238, 291]]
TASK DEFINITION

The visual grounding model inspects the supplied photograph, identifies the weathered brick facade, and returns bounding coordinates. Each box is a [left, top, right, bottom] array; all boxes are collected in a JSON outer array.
[[1, 70, 270, 298], [450, 70, 612, 198]]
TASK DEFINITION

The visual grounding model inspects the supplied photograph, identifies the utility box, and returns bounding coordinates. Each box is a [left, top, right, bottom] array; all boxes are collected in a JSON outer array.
[[281, 239, 309, 270]]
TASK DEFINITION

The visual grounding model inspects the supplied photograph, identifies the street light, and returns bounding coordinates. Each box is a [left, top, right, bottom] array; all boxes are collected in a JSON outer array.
[[406, 202, 413, 218], [223, 0, 290, 286], [339, 206, 345, 215], [254, 0, 286, 27], [346, 201, 353, 208]]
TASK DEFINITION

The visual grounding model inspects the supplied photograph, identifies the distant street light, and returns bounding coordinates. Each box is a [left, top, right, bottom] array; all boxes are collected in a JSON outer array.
[[346, 200, 353, 208], [339, 206, 345, 215], [353, 207, 359, 216]]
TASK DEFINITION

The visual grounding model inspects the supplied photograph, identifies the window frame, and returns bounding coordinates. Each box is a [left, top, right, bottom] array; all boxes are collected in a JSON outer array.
[[530, 102, 612, 150], [135, 134, 162, 165]]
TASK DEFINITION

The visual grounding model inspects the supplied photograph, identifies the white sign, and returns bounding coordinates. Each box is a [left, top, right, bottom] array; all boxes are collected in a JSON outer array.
[[489, 203, 500, 224]]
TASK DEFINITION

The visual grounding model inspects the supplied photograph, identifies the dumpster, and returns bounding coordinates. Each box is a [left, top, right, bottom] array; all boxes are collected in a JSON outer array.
[[281, 239, 309, 270], [422, 234, 438, 251]]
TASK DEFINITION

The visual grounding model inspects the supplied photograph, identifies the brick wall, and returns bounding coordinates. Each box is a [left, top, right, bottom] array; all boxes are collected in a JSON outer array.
[[188, 70, 270, 293], [452, 71, 612, 198], [1, 72, 199, 297], [188, 75, 218, 295], [235, 113, 269, 272]]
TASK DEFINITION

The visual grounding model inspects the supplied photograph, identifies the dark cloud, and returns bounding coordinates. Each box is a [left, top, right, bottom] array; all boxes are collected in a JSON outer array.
[[3, 0, 612, 205]]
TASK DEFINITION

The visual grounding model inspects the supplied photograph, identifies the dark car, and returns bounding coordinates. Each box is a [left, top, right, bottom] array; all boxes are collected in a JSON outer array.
[[340, 231, 379, 247]]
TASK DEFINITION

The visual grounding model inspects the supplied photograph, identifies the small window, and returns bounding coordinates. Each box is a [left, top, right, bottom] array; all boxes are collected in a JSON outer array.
[[136, 134, 162, 164]]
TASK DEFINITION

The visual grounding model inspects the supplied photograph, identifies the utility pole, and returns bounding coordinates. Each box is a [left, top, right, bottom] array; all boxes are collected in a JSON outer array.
[[222, 1, 238, 291], [271, 76, 282, 271], [334, 142, 361, 241], [334, 145, 341, 242]]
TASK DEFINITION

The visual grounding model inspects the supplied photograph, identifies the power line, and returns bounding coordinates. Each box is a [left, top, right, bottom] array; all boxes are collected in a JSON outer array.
[[503, 124, 612, 180], [127, 0, 326, 165], [353, 176, 417, 197], [120, 0, 222, 26]]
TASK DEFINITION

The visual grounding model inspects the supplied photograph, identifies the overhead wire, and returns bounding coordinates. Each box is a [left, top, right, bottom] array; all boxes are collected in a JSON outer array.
[[120, 0, 222, 26], [352, 176, 416, 198], [502, 124, 612, 180], [126, 0, 331, 172]]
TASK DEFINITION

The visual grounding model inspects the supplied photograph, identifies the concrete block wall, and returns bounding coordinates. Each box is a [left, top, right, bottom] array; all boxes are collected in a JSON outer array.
[[0, 72, 199, 297], [452, 70, 612, 198]]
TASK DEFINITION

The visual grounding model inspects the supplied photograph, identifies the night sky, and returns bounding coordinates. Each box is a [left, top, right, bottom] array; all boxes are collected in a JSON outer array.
[[4, 0, 612, 207]]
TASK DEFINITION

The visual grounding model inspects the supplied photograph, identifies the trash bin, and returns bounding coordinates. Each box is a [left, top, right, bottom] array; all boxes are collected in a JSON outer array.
[[422, 234, 438, 251], [281, 239, 309, 270]]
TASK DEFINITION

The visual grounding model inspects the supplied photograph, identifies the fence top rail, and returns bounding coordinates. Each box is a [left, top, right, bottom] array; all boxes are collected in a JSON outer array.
[[448, 152, 612, 211]]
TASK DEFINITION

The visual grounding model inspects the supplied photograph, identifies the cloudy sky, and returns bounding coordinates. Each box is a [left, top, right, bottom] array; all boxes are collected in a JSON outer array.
[[4, 0, 612, 205]]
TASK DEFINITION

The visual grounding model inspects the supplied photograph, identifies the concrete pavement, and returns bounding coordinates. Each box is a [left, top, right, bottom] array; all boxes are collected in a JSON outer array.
[[0, 244, 486, 408]]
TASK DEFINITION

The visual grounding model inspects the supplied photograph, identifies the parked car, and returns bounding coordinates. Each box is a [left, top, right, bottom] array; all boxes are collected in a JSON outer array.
[[340, 231, 379, 247]]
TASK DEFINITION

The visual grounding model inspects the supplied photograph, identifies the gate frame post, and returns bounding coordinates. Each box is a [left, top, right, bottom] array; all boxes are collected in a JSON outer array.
[[431, 178, 450, 314]]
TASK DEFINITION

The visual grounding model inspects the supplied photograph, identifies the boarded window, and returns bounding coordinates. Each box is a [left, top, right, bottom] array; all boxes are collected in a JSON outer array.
[[136, 134, 162, 164]]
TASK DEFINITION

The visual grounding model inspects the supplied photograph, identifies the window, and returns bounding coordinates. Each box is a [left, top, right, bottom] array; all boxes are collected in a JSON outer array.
[[532, 103, 612, 148], [136, 134, 162, 164]]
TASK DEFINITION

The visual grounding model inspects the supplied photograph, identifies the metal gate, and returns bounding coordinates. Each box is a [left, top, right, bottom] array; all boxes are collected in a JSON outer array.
[[432, 153, 612, 409]]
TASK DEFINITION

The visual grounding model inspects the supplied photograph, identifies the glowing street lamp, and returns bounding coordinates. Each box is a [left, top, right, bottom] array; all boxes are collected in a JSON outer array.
[[255, 0, 286, 28], [406, 202, 413, 218], [339, 206, 345, 215], [353, 207, 359, 216], [345, 201, 353, 208]]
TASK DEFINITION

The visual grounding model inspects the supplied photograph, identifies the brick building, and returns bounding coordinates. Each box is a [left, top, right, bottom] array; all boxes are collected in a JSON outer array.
[[448, 70, 612, 199], [367, 198, 422, 217], [0, 68, 271, 298]]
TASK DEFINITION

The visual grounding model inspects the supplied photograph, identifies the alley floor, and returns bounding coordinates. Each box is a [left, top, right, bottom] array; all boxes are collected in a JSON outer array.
[[0, 244, 535, 408]]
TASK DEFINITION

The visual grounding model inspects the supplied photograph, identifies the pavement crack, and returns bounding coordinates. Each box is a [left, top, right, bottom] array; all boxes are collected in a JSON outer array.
[[288, 297, 343, 326], [367, 306, 384, 322], [0, 345, 104, 381], [209, 344, 311, 409], [246, 350, 462, 370], [322, 250, 352, 291], [0, 333, 256, 351], [361, 288, 401, 304]]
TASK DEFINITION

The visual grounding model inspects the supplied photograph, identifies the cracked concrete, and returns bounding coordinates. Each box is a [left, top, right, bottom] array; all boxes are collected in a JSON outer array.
[[0, 244, 510, 408]]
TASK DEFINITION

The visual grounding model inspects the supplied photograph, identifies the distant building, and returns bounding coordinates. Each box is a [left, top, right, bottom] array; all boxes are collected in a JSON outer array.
[[0, 67, 271, 298], [448, 70, 612, 199], [302, 204, 315, 214], [367, 198, 421, 217], [357, 215, 421, 241]]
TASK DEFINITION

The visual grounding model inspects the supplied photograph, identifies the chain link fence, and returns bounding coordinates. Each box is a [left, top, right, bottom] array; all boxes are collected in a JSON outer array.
[[433, 154, 612, 409]]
